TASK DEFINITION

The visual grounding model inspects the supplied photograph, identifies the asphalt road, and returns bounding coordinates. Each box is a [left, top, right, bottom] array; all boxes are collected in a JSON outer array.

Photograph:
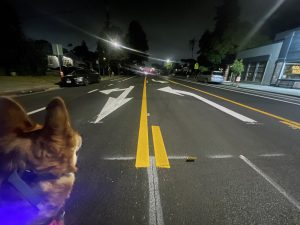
[[13, 75, 300, 225]]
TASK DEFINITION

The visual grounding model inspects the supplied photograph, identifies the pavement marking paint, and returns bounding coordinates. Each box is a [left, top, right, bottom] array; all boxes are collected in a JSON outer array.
[[208, 154, 233, 159], [135, 77, 150, 168], [103, 156, 135, 160], [239, 155, 300, 211], [152, 126, 170, 168], [280, 121, 300, 130], [27, 107, 46, 115], [148, 156, 164, 225], [93, 86, 134, 123], [87, 89, 98, 94], [110, 77, 124, 81], [119, 76, 136, 82], [158, 86, 257, 124], [259, 153, 285, 157], [108, 84, 114, 86], [168, 79, 300, 129], [176, 78, 300, 105]]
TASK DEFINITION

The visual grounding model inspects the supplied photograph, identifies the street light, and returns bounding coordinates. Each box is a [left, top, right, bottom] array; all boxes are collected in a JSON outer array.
[[112, 41, 120, 48], [166, 59, 170, 63]]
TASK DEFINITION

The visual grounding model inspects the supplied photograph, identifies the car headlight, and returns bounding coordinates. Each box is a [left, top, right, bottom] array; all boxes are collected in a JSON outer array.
[[76, 77, 83, 82]]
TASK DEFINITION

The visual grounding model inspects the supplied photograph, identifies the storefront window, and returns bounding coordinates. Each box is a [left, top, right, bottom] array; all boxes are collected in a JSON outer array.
[[241, 64, 249, 81], [254, 62, 266, 82], [282, 63, 300, 80], [246, 64, 256, 81], [271, 62, 284, 85]]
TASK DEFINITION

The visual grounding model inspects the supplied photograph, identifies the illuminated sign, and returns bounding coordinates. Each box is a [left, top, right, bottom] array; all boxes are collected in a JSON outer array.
[[291, 65, 300, 74]]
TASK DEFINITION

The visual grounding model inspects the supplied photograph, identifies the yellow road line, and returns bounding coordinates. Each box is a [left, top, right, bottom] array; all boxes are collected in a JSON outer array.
[[280, 121, 300, 130], [152, 126, 170, 168], [168, 79, 300, 129], [135, 77, 150, 168]]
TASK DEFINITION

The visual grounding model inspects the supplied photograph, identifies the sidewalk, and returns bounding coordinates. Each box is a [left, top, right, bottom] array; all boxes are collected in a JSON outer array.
[[223, 81, 300, 97], [0, 75, 123, 96], [0, 75, 60, 96]]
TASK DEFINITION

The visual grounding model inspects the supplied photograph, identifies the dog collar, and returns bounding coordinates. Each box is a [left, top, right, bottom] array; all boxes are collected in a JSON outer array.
[[7, 170, 72, 210], [7, 170, 42, 210]]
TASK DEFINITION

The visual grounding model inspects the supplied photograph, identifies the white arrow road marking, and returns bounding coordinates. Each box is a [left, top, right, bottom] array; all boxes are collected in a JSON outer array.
[[92, 86, 134, 123], [100, 88, 127, 95], [158, 86, 257, 124], [88, 89, 98, 94], [152, 79, 168, 84]]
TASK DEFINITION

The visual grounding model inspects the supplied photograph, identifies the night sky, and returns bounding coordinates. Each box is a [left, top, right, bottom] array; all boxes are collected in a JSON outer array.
[[11, 0, 299, 62]]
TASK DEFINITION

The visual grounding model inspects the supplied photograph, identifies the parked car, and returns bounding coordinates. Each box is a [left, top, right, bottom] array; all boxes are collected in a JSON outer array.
[[196, 71, 224, 83], [61, 69, 100, 86]]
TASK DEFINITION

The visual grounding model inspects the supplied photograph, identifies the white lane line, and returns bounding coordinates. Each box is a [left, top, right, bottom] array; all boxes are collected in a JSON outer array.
[[208, 154, 233, 159], [110, 77, 124, 81], [118, 76, 136, 82], [108, 84, 114, 86], [239, 155, 300, 211], [158, 86, 257, 124], [148, 156, 164, 225], [168, 156, 188, 159], [103, 156, 135, 160], [259, 153, 286, 157], [27, 107, 46, 115], [88, 89, 98, 94], [173, 78, 300, 105]]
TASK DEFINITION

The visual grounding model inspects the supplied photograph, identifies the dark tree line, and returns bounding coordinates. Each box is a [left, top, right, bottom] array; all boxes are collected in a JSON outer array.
[[0, 0, 150, 76], [197, 0, 271, 69], [0, 1, 48, 75]]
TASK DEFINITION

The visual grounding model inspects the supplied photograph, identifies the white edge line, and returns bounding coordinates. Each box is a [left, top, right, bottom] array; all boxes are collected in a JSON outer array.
[[27, 107, 46, 115], [239, 155, 300, 211], [88, 89, 98, 94]]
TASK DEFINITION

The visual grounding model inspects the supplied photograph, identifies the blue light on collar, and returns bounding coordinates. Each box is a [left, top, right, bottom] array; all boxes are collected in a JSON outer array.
[[7, 170, 42, 210]]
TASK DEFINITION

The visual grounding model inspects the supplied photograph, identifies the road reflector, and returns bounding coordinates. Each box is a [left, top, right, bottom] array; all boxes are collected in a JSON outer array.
[[152, 126, 170, 168], [186, 156, 197, 162], [135, 78, 150, 168]]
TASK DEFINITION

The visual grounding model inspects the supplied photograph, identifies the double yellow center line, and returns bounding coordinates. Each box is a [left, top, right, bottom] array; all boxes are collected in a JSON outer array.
[[135, 78, 170, 168]]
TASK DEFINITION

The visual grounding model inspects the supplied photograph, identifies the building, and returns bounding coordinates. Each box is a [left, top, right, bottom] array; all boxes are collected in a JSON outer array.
[[237, 27, 300, 89]]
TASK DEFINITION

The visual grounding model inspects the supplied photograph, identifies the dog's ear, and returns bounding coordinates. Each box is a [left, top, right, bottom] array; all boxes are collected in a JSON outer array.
[[43, 97, 72, 135], [0, 97, 35, 136]]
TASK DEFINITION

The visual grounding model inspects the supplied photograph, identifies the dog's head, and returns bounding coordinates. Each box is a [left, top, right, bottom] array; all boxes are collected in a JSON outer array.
[[0, 97, 81, 225]]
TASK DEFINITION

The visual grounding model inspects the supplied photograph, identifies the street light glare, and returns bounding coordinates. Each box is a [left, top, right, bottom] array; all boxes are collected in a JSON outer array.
[[112, 41, 120, 48], [166, 59, 170, 63]]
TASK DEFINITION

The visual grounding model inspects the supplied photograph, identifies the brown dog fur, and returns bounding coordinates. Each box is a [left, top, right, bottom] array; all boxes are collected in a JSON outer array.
[[0, 97, 81, 225]]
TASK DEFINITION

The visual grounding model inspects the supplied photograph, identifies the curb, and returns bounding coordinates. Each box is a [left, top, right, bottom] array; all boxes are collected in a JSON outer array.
[[0, 86, 60, 97]]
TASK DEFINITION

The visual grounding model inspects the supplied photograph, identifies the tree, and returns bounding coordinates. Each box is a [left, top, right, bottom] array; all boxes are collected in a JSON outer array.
[[125, 20, 149, 65], [73, 41, 89, 59], [197, 0, 271, 69], [231, 59, 244, 81], [0, 1, 25, 74], [189, 38, 196, 58]]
